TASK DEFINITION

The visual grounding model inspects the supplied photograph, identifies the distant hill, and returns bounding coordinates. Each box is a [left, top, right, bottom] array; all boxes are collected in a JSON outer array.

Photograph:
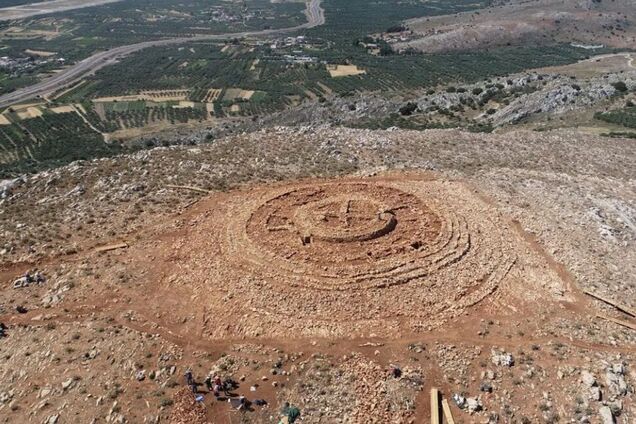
[[394, 0, 636, 53]]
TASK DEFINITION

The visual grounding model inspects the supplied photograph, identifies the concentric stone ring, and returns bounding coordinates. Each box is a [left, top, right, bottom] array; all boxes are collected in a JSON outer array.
[[179, 176, 518, 337]]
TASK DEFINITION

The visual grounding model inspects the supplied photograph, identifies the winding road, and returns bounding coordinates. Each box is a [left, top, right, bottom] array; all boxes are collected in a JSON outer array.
[[0, 0, 325, 109]]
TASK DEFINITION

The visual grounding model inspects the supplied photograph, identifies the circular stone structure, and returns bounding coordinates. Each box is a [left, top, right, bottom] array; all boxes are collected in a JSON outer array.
[[170, 175, 518, 338], [242, 183, 448, 290]]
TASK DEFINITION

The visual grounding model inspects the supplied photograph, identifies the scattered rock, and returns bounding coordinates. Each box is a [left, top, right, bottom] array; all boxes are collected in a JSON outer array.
[[466, 397, 482, 413], [491, 350, 514, 367], [599, 405, 614, 424], [581, 370, 597, 387], [39, 387, 51, 398], [605, 363, 628, 396], [452, 393, 466, 409], [589, 386, 602, 401], [45, 414, 59, 424], [480, 381, 493, 393], [61, 378, 75, 391]]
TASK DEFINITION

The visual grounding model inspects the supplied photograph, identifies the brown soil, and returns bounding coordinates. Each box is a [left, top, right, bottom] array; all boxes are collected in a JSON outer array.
[[1, 172, 630, 423], [134, 174, 536, 342], [0, 127, 634, 423]]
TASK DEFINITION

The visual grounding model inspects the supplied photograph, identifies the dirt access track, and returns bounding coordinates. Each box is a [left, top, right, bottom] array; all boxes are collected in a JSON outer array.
[[2, 169, 633, 423], [0, 0, 124, 21]]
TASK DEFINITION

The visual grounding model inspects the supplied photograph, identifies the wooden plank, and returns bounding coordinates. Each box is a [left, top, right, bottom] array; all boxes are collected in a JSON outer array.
[[597, 313, 636, 331], [585, 290, 636, 318], [166, 184, 211, 194], [442, 399, 455, 424], [94, 242, 128, 253], [430, 388, 441, 424]]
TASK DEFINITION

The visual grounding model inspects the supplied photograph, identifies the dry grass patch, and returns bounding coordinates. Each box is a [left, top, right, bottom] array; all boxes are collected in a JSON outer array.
[[16, 106, 43, 120], [50, 105, 76, 114], [327, 64, 366, 78], [25, 49, 56, 57]]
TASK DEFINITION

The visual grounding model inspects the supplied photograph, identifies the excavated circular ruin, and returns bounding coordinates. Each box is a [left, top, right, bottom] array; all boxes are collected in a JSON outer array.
[[241, 183, 448, 290], [173, 176, 517, 338]]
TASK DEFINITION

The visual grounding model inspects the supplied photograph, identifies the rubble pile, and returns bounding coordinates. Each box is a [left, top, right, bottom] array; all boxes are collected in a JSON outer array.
[[168, 389, 207, 424]]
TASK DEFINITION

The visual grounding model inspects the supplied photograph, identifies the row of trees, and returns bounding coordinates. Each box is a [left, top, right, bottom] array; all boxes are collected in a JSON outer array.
[[595, 106, 636, 129], [0, 112, 118, 177]]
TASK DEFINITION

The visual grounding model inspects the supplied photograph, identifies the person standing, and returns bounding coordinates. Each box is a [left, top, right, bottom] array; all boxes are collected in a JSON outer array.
[[184, 369, 194, 386], [204, 374, 213, 392]]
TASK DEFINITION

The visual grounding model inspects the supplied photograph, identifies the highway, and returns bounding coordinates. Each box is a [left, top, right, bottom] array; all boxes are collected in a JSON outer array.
[[0, 0, 325, 109]]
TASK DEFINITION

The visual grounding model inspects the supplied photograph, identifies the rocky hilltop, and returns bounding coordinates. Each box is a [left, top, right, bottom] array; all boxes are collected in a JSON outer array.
[[0, 126, 635, 423]]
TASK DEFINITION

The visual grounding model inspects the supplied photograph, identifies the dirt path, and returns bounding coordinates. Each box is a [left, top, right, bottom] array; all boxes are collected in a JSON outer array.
[[584, 52, 635, 69]]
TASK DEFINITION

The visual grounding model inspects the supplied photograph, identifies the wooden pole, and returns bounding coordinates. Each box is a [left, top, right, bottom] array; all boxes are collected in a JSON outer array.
[[597, 313, 636, 331], [430, 388, 441, 424], [585, 290, 636, 318], [94, 242, 128, 253], [442, 399, 456, 424]]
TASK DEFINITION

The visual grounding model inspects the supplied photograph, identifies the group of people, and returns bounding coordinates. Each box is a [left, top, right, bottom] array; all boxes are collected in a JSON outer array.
[[184, 370, 236, 398], [182, 369, 298, 420], [24, 270, 46, 285], [13, 270, 46, 289], [183, 370, 263, 411], [203, 374, 228, 398]]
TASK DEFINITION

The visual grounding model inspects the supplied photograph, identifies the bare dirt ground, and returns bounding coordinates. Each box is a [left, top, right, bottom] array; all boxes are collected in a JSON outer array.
[[0, 127, 635, 423], [396, 0, 636, 53], [535, 53, 636, 79], [327, 65, 366, 78]]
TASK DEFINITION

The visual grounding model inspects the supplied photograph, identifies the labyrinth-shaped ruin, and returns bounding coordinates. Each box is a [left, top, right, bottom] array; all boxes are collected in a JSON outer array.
[[165, 175, 526, 338]]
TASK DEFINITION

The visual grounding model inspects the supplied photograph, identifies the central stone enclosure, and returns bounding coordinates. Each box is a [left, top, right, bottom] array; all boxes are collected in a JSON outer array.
[[294, 195, 397, 244]]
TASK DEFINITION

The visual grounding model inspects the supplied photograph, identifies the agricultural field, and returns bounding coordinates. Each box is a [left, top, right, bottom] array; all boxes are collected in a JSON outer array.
[[0, 0, 307, 94], [50, 38, 593, 124], [0, 89, 222, 176], [327, 64, 365, 78], [49, 0, 592, 100], [0, 110, 119, 176], [0, 110, 196, 176], [91, 98, 208, 131], [0, 0, 305, 60], [0, 0, 628, 176]]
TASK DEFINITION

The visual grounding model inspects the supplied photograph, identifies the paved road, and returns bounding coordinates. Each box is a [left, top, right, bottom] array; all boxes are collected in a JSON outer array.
[[0, 0, 325, 109]]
